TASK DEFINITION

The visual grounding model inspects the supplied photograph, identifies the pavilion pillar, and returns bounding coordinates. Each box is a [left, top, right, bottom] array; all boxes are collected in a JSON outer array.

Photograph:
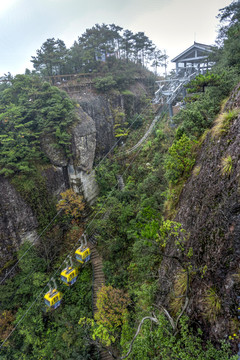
[[176, 62, 179, 75], [169, 103, 173, 118]]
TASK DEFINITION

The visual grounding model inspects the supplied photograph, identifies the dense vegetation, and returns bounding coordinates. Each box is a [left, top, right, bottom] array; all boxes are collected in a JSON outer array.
[[0, 75, 76, 176], [0, 243, 94, 359], [0, 1, 240, 359], [30, 24, 166, 77]]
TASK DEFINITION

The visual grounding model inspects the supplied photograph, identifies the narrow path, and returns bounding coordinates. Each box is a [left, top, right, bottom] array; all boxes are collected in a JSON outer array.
[[89, 244, 105, 313], [89, 243, 113, 360]]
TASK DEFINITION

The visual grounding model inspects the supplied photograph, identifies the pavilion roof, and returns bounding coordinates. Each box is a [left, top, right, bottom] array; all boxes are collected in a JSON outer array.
[[171, 42, 213, 63]]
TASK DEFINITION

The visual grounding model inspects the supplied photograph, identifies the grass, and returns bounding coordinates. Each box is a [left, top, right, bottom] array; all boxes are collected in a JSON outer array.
[[202, 287, 221, 322], [221, 155, 233, 176], [211, 109, 239, 138], [164, 181, 185, 219], [192, 165, 201, 177], [170, 269, 188, 315]]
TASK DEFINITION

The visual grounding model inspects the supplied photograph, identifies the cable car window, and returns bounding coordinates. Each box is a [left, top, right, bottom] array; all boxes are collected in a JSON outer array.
[[76, 254, 82, 261], [45, 299, 50, 307], [61, 275, 67, 283]]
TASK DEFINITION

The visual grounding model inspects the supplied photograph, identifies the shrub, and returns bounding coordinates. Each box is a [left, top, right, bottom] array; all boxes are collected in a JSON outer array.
[[93, 75, 117, 92], [164, 134, 196, 184]]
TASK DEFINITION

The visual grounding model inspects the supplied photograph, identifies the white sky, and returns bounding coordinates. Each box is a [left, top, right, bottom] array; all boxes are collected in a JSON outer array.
[[0, 0, 232, 76]]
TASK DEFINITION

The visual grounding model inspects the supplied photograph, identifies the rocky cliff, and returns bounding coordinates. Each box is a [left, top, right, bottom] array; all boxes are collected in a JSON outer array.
[[0, 81, 149, 279], [158, 83, 240, 346]]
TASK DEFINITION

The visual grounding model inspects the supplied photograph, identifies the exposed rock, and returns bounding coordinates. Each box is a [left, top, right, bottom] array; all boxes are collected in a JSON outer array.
[[71, 106, 96, 171], [0, 176, 38, 278], [224, 82, 240, 111], [40, 134, 68, 167], [71, 85, 148, 158], [41, 165, 68, 198], [0, 82, 148, 277], [67, 165, 98, 205], [73, 90, 116, 158], [169, 85, 240, 341]]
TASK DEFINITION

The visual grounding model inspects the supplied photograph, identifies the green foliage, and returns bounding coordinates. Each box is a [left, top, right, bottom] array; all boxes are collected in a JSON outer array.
[[0, 243, 94, 359], [157, 220, 190, 252], [79, 286, 130, 347], [174, 68, 239, 139], [0, 75, 75, 176], [128, 114, 144, 130], [95, 158, 120, 195], [112, 107, 129, 138], [120, 314, 237, 360], [187, 72, 221, 93], [95, 285, 130, 327], [30, 24, 160, 78], [11, 171, 56, 232], [31, 38, 68, 76], [56, 188, 85, 222], [215, 1, 240, 72], [93, 75, 117, 92], [92, 323, 116, 346], [2, 10, 239, 357], [164, 134, 196, 184]]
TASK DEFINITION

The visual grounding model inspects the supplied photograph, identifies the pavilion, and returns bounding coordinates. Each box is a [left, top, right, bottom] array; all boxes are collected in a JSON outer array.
[[171, 41, 214, 75]]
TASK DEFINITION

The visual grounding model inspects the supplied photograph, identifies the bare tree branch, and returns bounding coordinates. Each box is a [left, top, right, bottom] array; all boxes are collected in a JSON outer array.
[[175, 295, 189, 331], [119, 315, 159, 359]]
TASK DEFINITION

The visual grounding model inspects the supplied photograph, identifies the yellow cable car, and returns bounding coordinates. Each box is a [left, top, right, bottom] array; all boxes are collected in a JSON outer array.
[[44, 279, 62, 310], [75, 247, 91, 264], [61, 266, 79, 286], [75, 234, 91, 264]]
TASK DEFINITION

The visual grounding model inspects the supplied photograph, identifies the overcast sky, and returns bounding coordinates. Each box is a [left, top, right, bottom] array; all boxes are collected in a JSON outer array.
[[0, 0, 232, 76]]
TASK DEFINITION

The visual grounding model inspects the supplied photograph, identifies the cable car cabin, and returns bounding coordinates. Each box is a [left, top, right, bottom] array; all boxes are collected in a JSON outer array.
[[75, 247, 91, 264], [60, 267, 78, 286], [44, 289, 63, 310]]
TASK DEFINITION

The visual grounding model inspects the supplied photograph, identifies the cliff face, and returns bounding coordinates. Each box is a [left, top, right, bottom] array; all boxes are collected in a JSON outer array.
[[71, 84, 148, 158], [0, 82, 148, 279], [0, 177, 38, 274], [159, 83, 240, 344]]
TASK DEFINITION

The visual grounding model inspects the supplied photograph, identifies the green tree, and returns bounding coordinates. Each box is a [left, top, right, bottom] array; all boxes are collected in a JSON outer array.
[[133, 32, 155, 67], [120, 29, 134, 62], [151, 49, 166, 75], [31, 38, 68, 76], [214, 1, 240, 71], [79, 285, 130, 347]]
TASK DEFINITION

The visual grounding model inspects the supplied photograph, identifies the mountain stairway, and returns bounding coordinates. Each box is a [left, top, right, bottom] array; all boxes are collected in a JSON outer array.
[[89, 243, 113, 360]]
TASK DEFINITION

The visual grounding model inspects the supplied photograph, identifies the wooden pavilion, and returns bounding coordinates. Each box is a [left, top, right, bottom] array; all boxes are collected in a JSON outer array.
[[171, 41, 213, 75]]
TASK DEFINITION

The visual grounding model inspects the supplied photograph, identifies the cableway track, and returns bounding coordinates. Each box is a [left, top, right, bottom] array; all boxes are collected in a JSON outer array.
[[117, 104, 167, 157]]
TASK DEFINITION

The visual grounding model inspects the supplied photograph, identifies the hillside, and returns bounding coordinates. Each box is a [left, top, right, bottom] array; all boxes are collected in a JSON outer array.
[[163, 83, 240, 346], [1, 3, 240, 359]]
